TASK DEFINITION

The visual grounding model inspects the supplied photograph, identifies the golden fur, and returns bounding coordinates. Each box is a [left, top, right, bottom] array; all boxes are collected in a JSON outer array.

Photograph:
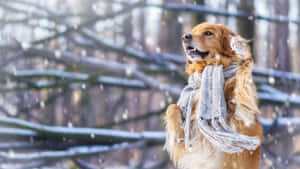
[[165, 23, 263, 169]]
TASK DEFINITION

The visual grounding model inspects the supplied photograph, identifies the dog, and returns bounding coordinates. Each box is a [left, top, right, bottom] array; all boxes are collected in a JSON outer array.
[[165, 23, 263, 169]]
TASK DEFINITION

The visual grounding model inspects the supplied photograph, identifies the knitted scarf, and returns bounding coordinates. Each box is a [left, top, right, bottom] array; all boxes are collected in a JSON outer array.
[[177, 64, 260, 153]]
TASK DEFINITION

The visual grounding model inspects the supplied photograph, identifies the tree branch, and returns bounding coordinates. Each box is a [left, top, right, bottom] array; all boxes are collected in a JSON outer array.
[[72, 159, 99, 169]]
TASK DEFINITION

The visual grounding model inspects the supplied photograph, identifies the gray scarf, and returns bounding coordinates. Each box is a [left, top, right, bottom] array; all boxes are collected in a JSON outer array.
[[177, 64, 260, 153]]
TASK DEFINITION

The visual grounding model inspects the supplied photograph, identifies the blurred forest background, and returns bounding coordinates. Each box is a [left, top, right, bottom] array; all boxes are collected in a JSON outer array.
[[0, 0, 300, 168]]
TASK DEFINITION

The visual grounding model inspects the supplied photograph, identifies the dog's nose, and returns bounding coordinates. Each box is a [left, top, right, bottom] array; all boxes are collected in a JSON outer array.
[[182, 33, 192, 42]]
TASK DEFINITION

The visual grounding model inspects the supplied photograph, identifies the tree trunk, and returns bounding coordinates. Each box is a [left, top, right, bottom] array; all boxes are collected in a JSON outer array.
[[269, 1, 292, 167], [159, 0, 182, 53], [237, 0, 254, 40], [269, 0, 290, 71], [193, 0, 205, 24], [237, 0, 254, 60]]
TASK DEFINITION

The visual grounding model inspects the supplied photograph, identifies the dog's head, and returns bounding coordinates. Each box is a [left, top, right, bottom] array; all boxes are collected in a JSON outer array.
[[182, 23, 251, 74]]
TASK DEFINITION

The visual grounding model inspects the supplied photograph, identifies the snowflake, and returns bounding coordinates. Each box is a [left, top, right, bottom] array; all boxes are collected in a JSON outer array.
[[68, 122, 73, 128], [268, 76, 275, 84], [40, 101, 45, 108], [54, 50, 62, 58], [122, 109, 129, 120], [90, 133, 95, 139]]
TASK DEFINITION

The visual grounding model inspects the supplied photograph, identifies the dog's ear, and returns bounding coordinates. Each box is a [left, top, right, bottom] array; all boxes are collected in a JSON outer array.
[[220, 25, 251, 60], [219, 25, 235, 56], [229, 35, 251, 60]]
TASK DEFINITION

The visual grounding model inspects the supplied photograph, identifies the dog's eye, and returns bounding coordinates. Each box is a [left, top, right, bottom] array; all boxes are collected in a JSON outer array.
[[204, 31, 213, 36]]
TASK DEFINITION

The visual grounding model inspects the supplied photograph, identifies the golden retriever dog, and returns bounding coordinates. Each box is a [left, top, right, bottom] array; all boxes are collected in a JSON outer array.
[[165, 23, 263, 169]]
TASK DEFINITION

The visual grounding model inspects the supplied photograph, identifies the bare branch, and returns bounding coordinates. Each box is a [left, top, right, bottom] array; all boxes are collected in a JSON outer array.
[[0, 2, 46, 18], [79, 28, 182, 68], [31, 2, 143, 45], [1, 0, 56, 15]]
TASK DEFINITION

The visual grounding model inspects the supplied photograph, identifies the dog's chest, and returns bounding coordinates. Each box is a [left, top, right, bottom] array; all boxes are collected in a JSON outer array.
[[178, 137, 225, 169], [180, 88, 232, 169], [179, 98, 225, 169]]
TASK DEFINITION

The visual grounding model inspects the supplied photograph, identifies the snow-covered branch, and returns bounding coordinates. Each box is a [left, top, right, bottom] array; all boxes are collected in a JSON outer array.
[[0, 116, 298, 162], [0, 117, 165, 145], [0, 116, 299, 144], [0, 141, 145, 162]]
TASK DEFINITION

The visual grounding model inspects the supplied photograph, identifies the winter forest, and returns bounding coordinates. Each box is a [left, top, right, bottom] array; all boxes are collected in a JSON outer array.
[[0, 0, 299, 168]]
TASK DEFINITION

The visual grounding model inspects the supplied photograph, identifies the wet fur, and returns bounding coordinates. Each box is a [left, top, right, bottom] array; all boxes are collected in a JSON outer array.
[[165, 23, 263, 169]]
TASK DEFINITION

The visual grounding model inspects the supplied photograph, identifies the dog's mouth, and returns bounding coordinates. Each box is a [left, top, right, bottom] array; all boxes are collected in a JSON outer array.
[[185, 46, 209, 59]]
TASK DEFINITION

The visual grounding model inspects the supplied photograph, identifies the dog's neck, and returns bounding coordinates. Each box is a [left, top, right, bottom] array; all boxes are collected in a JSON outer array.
[[185, 56, 239, 75]]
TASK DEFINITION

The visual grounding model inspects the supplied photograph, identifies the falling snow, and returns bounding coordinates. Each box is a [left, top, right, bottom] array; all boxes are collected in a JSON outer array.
[[40, 101, 45, 108], [0, 0, 299, 168], [67, 122, 73, 128], [54, 50, 62, 58], [122, 109, 128, 120], [90, 133, 95, 139], [160, 100, 166, 108], [177, 16, 184, 24], [268, 76, 276, 84], [21, 42, 31, 50], [125, 67, 133, 76], [8, 150, 15, 157]]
